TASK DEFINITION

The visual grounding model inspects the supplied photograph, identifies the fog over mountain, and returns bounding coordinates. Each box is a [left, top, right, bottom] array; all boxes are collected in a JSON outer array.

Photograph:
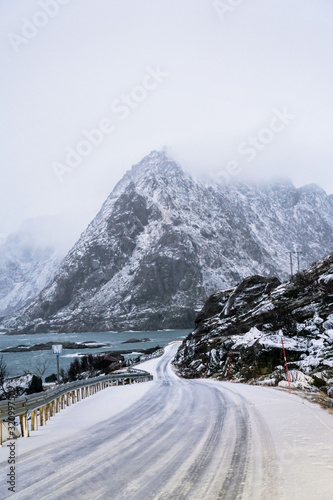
[[1, 1, 333, 237], [0, 215, 82, 317]]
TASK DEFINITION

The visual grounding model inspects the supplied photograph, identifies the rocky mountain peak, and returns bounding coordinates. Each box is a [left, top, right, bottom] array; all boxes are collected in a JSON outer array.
[[132, 150, 182, 176], [112, 150, 187, 198]]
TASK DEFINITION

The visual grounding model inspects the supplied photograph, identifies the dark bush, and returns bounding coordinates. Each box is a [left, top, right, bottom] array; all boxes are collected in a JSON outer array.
[[68, 358, 81, 381], [26, 375, 43, 394], [66, 352, 125, 381], [60, 368, 68, 383], [292, 271, 317, 290]]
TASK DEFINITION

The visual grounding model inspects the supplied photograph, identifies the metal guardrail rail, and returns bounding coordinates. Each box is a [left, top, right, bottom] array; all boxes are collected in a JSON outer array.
[[0, 368, 152, 420], [0, 368, 153, 444]]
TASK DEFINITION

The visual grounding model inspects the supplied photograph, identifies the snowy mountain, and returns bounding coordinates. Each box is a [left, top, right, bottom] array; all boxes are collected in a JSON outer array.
[[0, 219, 63, 317], [0, 216, 83, 319], [3, 150, 333, 333], [174, 253, 333, 396]]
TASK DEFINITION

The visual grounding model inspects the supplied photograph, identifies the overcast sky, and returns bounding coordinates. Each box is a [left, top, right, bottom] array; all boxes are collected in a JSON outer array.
[[1, 0, 333, 239]]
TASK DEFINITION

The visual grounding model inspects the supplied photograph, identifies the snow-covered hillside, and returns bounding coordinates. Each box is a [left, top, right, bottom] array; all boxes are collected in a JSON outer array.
[[3, 150, 333, 333], [174, 253, 333, 395]]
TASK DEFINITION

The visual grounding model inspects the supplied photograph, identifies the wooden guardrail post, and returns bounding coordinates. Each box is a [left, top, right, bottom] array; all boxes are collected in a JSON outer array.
[[20, 414, 29, 437], [44, 404, 48, 423], [31, 410, 38, 431], [40, 406, 45, 426], [50, 400, 54, 417]]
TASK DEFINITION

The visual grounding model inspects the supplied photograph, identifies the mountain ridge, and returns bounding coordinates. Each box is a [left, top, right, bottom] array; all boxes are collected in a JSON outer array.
[[2, 150, 333, 333]]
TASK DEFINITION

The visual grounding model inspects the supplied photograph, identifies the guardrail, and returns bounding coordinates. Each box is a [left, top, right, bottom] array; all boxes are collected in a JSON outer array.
[[129, 347, 165, 367], [0, 368, 152, 445]]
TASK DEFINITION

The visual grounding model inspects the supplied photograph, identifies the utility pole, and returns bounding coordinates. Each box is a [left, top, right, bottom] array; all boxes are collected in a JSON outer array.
[[287, 251, 294, 278], [287, 250, 302, 277], [295, 251, 302, 273]]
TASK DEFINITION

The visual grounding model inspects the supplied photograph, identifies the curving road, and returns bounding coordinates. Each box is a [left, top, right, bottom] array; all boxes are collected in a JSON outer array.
[[1, 344, 333, 499]]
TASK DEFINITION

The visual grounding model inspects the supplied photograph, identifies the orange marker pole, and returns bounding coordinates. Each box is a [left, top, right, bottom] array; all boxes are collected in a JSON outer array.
[[227, 354, 230, 382], [281, 337, 291, 394]]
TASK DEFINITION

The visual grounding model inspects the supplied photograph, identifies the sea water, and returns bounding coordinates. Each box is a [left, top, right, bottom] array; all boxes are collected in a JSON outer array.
[[0, 330, 190, 378]]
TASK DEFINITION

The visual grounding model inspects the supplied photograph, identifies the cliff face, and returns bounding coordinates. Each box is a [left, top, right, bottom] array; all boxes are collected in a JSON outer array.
[[3, 150, 333, 333], [174, 254, 333, 396]]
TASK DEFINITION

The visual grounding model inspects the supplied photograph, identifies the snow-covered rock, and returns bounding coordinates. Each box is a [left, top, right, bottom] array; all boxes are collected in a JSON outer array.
[[1, 373, 43, 400], [174, 254, 333, 394]]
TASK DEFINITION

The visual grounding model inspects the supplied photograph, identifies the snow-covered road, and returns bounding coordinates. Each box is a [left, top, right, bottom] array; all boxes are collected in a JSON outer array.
[[1, 344, 333, 499]]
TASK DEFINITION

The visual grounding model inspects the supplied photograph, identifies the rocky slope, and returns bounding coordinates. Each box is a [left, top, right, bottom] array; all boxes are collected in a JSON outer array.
[[2, 150, 333, 333], [174, 253, 333, 396]]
